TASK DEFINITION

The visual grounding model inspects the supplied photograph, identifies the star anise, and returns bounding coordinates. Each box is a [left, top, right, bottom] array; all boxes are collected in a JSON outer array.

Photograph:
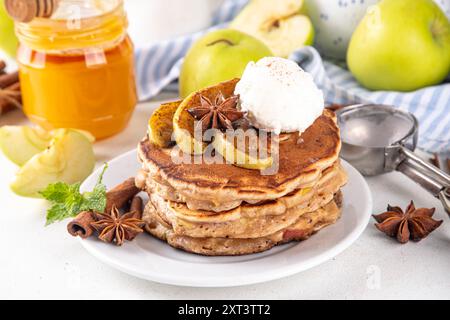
[[373, 201, 442, 244], [187, 92, 244, 132], [91, 206, 145, 246]]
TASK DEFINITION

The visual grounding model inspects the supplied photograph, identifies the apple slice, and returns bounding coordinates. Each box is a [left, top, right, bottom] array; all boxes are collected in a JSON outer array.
[[0, 126, 95, 166], [10, 129, 95, 198], [212, 131, 273, 170], [0, 126, 52, 166], [230, 0, 314, 57], [261, 15, 314, 57], [173, 94, 207, 155], [173, 79, 240, 155], [148, 100, 181, 148], [52, 128, 95, 144]]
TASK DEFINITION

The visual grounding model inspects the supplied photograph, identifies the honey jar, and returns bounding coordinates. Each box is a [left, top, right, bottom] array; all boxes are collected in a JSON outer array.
[[12, 0, 137, 139]]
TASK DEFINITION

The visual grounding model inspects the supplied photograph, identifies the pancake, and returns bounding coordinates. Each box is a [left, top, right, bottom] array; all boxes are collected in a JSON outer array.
[[143, 192, 343, 256], [139, 161, 345, 212], [137, 108, 341, 205], [149, 179, 342, 239], [146, 165, 345, 239]]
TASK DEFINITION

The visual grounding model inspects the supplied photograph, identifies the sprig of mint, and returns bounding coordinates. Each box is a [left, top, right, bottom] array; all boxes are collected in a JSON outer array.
[[40, 164, 108, 226]]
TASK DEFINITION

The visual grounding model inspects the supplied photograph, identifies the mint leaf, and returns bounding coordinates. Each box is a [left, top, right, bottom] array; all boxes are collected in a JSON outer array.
[[81, 163, 108, 213], [45, 203, 68, 226], [96, 163, 108, 185], [45, 199, 82, 226], [82, 183, 107, 213], [40, 182, 81, 202], [41, 163, 109, 226]]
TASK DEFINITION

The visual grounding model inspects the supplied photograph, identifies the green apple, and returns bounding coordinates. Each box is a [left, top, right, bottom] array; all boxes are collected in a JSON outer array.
[[230, 0, 314, 58], [179, 29, 272, 98], [0, 2, 18, 58], [10, 129, 95, 198], [347, 0, 450, 91]]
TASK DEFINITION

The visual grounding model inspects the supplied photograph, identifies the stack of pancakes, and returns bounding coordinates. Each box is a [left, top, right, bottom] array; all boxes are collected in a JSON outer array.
[[136, 109, 347, 256]]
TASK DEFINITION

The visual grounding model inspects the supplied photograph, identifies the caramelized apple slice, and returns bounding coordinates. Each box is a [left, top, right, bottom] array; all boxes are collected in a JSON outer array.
[[212, 131, 273, 170], [148, 100, 181, 148], [173, 78, 240, 155], [173, 94, 207, 155]]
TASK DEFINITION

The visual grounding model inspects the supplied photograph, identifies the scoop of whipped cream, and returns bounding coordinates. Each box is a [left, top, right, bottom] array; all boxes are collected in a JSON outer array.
[[234, 57, 324, 134]]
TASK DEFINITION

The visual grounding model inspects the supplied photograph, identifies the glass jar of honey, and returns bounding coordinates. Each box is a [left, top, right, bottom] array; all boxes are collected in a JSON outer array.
[[15, 0, 137, 139]]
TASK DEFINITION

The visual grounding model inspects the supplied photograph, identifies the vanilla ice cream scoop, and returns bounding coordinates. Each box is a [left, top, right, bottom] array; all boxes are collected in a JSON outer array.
[[234, 57, 324, 134]]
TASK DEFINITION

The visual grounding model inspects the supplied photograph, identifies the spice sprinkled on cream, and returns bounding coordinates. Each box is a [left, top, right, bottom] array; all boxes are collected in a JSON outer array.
[[235, 57, 324, 134]]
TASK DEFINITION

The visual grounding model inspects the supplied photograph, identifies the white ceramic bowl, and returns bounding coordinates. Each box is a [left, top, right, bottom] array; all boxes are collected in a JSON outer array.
[[305, 0, 380, 60], [124, 0, 223, 46]]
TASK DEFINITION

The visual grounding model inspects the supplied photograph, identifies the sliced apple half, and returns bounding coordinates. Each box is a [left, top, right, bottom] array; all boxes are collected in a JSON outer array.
[[148, 100, 181, 148], [0, 126, 95, 167], [212, 131, 273, 170], [230, 0, 314, 57], [261, 15, 314, 57], [173, 78, 240, 155], [10, 129, 95, 198], [0, 126, 52, 166]]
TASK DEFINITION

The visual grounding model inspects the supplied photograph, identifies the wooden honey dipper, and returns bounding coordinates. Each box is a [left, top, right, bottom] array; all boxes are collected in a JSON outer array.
[[4, 0, 61, 23]]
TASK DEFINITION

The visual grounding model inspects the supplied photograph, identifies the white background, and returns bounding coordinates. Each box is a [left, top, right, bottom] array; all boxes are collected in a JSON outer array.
[[1, 96, 449, 299]]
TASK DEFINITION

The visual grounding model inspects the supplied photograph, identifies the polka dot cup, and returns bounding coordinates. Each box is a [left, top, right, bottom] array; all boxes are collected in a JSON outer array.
[[305, 0, 380, 60], [305, 0, 449, 61]]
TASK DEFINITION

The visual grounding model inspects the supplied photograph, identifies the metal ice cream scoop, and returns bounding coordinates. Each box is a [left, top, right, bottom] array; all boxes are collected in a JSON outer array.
[[337, 104, 450, 215]]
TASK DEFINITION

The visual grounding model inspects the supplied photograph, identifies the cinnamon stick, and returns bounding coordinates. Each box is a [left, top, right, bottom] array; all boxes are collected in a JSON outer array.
[[0, 59, 21, 116], [0, 72, 19, 89], [447, 159, 450, 172], [129, 196, 143, 219], [105, 177, 140, 213], [67, 211, 96, 239], [0, 101, 15, 115], [0, 82, 22, 113], [3, 82, 21, 97]]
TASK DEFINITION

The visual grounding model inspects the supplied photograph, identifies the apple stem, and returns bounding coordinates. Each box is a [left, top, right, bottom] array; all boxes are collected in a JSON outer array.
[[206, 39, 235, 47]]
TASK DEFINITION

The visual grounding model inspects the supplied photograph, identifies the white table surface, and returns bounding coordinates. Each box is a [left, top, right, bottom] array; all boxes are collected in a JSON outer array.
[[1, 96, 449, 300]]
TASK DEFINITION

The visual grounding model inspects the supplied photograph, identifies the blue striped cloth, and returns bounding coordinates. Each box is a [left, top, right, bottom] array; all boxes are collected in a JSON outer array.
[[134, 0, 450, 153]]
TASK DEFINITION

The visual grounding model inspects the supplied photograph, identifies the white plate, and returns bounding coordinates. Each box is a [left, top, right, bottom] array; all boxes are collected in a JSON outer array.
[[79, 150, 372, 287]]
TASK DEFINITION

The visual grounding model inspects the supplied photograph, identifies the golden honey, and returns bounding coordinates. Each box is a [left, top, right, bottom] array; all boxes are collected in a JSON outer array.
[[15, 0, 137, 139]]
